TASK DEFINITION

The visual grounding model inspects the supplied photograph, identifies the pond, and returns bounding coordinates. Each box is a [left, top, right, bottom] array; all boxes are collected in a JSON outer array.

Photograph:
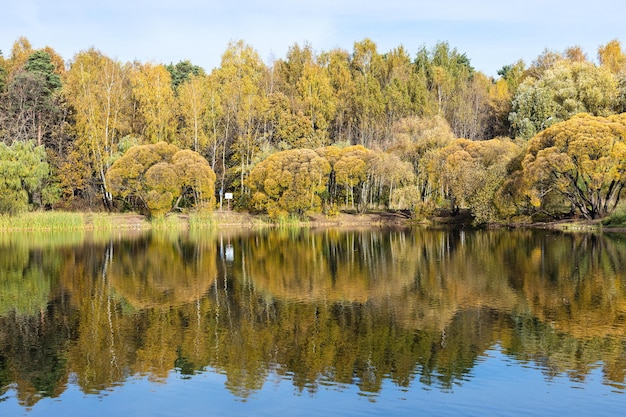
[[0, 226, 625, 416]]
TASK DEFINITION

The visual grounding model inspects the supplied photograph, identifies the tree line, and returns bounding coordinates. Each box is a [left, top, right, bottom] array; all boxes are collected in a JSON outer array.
[[1, 36, 625, 222]]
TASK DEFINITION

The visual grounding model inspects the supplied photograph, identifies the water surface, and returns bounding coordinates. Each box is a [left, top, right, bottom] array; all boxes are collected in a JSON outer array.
[[0, 227, 625, 416]]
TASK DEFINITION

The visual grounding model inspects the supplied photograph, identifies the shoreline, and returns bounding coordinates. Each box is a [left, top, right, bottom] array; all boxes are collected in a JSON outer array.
[[1, 210, 625, 233]]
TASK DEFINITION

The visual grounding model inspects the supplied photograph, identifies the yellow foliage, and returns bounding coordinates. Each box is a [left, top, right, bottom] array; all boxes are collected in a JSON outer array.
[[520, 113, 626, 219], [106, 142, 216, 217], [247, 148, 330, 217]]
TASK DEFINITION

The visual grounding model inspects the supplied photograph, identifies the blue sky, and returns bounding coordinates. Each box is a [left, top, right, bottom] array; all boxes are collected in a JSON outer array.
[[2, 0, 624, 77]]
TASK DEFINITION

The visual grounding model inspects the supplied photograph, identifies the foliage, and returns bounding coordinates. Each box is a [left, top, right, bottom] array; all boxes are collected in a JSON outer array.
[[517, 113, 626, 219], [510, 60, 619, 139], [247, 148, 330, 218], [1, 35, 626, 222], [165, 60, 205, 91], [106, 142, 216, 217], [0, 140, 55, 214], [130, 63, 177, 143], [64, 48, 131, 208], [427, 138, 521, 223]]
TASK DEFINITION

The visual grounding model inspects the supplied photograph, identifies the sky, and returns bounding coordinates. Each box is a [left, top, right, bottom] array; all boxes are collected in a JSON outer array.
[[2, 0, 625, 77]]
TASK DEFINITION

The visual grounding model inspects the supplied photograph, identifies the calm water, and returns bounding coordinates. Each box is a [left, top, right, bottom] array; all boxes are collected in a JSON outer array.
[[0, 227, 625, 416]]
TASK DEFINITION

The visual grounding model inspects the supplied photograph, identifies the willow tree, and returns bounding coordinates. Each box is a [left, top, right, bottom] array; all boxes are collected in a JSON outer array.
[[247, 148, 330, 218], [519, 113, 626, 219], [106, 142, 215, 217], [0, 140, 55, 214], [387, 115, 455, 208], [426, 137, 520, 223]]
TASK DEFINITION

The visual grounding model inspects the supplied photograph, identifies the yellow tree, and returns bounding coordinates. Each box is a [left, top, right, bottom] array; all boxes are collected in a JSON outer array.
[[388, 115, 455, 206], [130, 63, 177, 143], [380, 45, 419, 144], [350, 39, 385, 147], [519, 113, 626, 219], [6, 36, 33, 77], [215, 40, 269, 197], [176, 73, 210, 152], [65, 48, 131, 208], [320, 48, 356, 142], [196, 72, 224, 171], [173, 149, 216, 210], [275, 43, 336, 147], [295, 59, 336, 146], [490, 60, 525, 137], [598, 39, 626, 75], [106, 142, 215, 217], [427, 138, 520, 223], [247, 148, 330, 218], [333, 145, 373, 212]]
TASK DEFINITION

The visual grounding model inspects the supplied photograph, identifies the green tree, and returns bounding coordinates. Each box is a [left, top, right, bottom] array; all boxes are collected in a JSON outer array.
[[247, 148, 330, 218], [165, 60, 205, 91], [510, 59, 619, 139], [0, 141, 56, 214], [380, 45, 420, 143], [415, 42, 481, 138], [1, 51, 63, 146]]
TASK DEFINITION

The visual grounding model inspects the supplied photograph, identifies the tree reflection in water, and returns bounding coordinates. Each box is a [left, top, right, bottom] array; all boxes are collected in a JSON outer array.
[[0, 227, 625, 407]]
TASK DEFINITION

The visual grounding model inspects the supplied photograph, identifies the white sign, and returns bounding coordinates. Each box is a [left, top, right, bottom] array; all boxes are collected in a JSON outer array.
[[224, 192, 233, 200]]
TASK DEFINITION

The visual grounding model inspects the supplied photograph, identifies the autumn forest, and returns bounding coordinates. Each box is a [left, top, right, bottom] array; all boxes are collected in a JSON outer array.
[[1, 36, 626, 223]]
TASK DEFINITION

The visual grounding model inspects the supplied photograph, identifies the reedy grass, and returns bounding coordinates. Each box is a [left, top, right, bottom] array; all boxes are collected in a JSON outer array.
[[275, 213, 308, 228], [0, 211, 85, 231], [188, 211, 216, 229], [150, 214, 185, 230]]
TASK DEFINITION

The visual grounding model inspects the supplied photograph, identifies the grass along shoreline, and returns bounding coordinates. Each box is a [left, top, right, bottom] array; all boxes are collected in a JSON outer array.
[[0, 210, 413, 232], [3, 210, 624, 232]]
